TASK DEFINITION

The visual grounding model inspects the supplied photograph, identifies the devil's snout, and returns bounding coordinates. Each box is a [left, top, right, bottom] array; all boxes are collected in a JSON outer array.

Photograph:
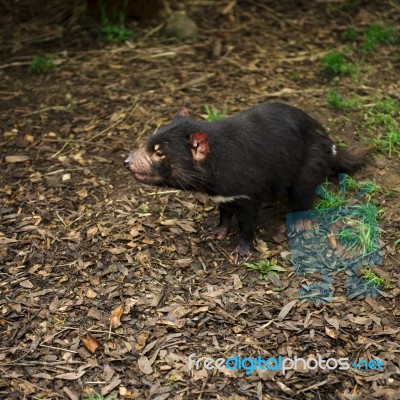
[[123, 157, 130, 168], [124, 148, 161, 184]]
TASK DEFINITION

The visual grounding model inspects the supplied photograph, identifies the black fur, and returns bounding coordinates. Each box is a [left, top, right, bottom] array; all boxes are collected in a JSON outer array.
[[124, 102, 369, 259]]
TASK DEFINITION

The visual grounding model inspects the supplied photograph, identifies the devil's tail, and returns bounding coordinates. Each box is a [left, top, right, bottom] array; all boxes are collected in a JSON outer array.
[[333, 145, 371, 173]]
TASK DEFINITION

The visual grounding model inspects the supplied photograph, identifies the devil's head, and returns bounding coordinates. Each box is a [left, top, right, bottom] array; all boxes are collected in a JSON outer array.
[[124, 108, 211, 191]]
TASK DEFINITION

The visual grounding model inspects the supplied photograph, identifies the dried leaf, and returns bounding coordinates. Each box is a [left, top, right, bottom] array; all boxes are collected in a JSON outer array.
[[175, 258, 192, 267], [86, 288, 97, 299], [254, 238, 269, 253], [16, 225, 38, 232], [160, 219, 178, 226], [325, 316, 340, 330], [357, 335, 369, 344], [134, 331, 150, 351], [272, 232, 286, 243], [348, 315, 374, 325], [108, 247, 126, 255], [81, 333, 100, 353], [158, 318, 186, 329], [277, 299, 298, 321], [86, 226, 98, 237], [20, 280, 33, 289], [201, 288, 226, 298], [276, 381, 295, 396], [327, 230, 337, 249], [16, 381, 35, 395], [109, 304, 124, 328], [0, 237, 18, 245], [129, 227, 141, 237], [137, 356, 153, 374], [63, 387, 79, 400], [5, 155, 30, 163], [176, 221, 197, 232], [193, 306, 209, 314], [325, 326, 338, 339], [55, 370, 86, 380], [49, 298, 62, 311], [101, 378, 122, 396], [33, 373, 53, 379], [232, 274, 243, 290], [77, 189, 88, 199], [191, 368, 208, 381]]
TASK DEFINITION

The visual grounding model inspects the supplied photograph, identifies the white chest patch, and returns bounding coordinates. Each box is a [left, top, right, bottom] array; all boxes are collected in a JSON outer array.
[[210, 194, 251, 204], [332, 144, 337, 156]]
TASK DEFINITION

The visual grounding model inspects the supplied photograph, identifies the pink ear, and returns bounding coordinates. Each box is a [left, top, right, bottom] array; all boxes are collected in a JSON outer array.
[[189, 131, 209, 161], [178, 107, 190, 117]]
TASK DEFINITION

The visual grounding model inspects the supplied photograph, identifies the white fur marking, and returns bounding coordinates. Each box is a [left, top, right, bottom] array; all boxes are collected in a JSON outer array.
[[210, 195, 250, 204], [332, 144, 337, 156]]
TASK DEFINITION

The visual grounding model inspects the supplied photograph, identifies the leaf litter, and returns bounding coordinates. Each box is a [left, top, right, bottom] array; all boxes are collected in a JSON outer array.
[[0, 1, 399, 399]]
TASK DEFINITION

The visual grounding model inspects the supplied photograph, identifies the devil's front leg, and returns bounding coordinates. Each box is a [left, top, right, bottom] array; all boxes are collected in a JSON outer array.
[[206, 205, 233, 240], [232, 199, 261, 262]]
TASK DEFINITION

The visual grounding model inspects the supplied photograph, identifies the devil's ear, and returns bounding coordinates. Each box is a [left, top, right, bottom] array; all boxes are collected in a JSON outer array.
[[176, 107, 190, 118], [189, 131, 209, 161]]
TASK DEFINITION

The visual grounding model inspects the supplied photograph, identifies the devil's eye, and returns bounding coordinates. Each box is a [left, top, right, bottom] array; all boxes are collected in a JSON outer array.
[[155, 150, 164, 158], [152, 144, 165, 159]]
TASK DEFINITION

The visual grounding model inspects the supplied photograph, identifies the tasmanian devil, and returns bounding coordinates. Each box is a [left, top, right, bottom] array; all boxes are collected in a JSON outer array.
[[124, 103, 369, 260]]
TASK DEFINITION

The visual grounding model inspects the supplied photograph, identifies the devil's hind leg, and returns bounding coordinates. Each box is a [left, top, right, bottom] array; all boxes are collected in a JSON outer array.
[[289, 152, 333, 212]]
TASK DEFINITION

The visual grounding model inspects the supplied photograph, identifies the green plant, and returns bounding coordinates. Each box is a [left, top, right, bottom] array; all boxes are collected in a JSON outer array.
[[138, 203, 149, 213], [167, 375, 178, 384], [288, 72, 300, 80], [30, 55, 56, 74], [314, 181, 347, 210], [372, 129, 400, 156], [83, 392, 115, 400], [361, 24, 397, 55], [361, 268, 385, 288], [339, 217, 375, 255], [204, 105, 226, 121], [315, 179, 381, 255], [342, 176, 380, 200], [368, 98, 400, 122], [100, 20, 135, 42], [98, 0, 135, 42], [315, 177, 381, 211], [364, 98, 400, 156], [345, 175, 382, 195], [341, 27, 358, 42], [326, 90, 359, 109], [335, 202, 380, 256], [245, 259, 286, 283], [346, 0, 362, 8], [321, 51, 355, 75]]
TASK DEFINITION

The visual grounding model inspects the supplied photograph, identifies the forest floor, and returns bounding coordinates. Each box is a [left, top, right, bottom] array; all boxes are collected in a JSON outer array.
[[0, 1, 399, 399]]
